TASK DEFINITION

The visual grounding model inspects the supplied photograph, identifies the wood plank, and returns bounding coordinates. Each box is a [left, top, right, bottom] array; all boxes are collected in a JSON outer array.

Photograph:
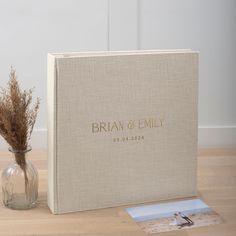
[[0, 149, 235, 235]]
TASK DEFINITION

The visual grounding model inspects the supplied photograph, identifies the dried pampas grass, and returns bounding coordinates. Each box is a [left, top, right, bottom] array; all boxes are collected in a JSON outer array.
[[0, 68, 40, 151]]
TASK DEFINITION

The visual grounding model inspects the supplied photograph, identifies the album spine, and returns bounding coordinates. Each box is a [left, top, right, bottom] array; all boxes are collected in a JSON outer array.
[[47, 54, 58, 214]]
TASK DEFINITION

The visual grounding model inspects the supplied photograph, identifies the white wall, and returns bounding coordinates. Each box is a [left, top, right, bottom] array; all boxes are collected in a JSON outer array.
[[0, 0, 235, 149]]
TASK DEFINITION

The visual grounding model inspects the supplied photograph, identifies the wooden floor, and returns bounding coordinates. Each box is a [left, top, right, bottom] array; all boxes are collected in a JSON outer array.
[[0, 149, 235, 236]]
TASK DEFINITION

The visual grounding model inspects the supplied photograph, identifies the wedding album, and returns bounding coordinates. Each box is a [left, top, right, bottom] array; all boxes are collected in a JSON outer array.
[[47, 50, 198, 214]]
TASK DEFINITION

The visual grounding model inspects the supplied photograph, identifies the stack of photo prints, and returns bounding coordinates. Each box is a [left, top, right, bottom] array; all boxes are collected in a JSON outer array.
[[126, 198, 223, 234]]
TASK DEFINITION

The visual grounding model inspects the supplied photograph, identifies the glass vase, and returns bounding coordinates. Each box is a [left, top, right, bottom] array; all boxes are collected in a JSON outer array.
[[1, 147, 38, 210]]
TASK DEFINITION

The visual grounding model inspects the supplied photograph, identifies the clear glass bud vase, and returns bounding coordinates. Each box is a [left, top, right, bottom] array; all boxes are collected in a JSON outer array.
[[1, 147, 38, 210]]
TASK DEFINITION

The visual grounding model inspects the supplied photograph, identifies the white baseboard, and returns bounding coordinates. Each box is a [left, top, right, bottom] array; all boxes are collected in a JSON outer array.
[[0, 126, 235, 150], [0, 128, 47, 150], [198, 126, 236, 148]]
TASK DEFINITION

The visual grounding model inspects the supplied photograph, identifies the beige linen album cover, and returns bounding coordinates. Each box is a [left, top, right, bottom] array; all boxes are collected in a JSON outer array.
[[47, 50, 198, 214]]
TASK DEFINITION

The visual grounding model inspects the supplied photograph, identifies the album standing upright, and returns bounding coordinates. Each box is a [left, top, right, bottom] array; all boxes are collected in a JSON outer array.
[[47, 50, 198, 214]]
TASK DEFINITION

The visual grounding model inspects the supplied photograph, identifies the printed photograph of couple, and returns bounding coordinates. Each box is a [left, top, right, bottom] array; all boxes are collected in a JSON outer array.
[[126, 199, 222, 234]]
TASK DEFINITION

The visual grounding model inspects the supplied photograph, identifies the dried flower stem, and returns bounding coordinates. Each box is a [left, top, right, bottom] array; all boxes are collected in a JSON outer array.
[[0, 68, 40, 194]]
